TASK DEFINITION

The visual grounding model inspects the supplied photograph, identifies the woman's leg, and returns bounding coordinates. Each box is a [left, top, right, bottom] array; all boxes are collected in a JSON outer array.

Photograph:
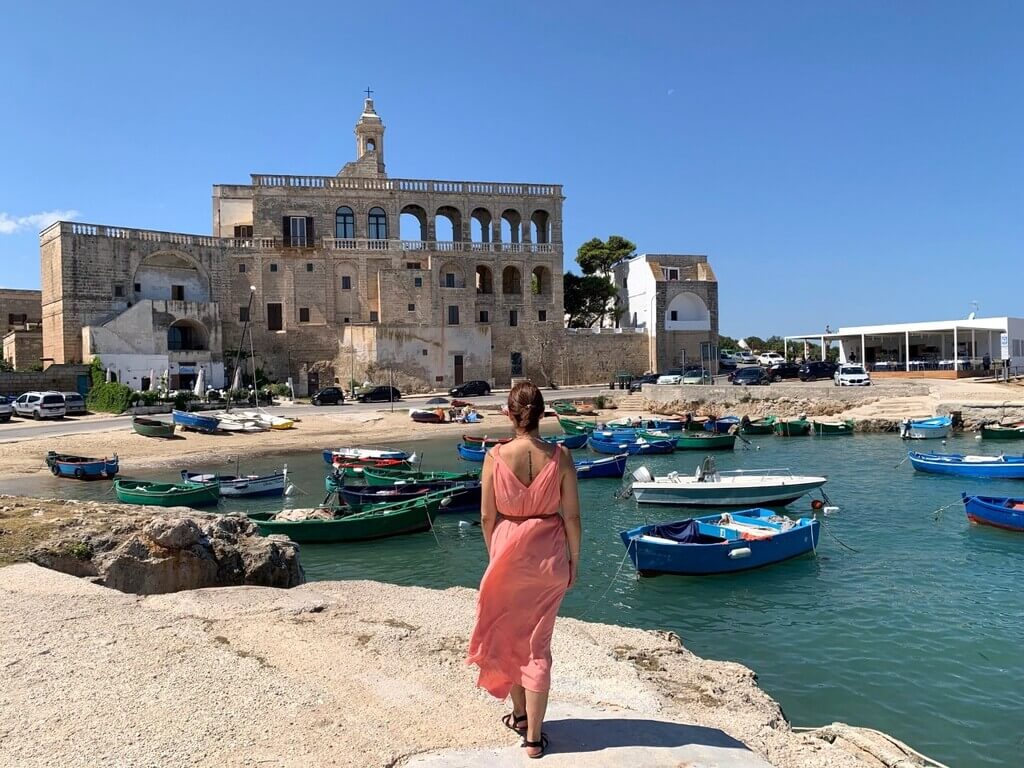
[[510, 684, 527, 718], [524, 688, 549, 755]]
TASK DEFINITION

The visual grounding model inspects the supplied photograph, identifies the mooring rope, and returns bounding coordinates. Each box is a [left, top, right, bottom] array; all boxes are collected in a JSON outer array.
[[820, 517, 860, 553], [929, 498, 962, 522], [577, 546, 634, 621]]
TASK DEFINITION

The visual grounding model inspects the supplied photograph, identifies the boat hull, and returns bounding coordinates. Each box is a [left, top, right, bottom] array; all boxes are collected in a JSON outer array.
[[544, 433, 589, 449], [588, 437, 674, 455], [362, 468, 479, 486], [632, 477, 827, 507], [673, 433, 736, 451], [961, 494, 1024, 532], [252, 496, 442, 543], [182, 471, 286, 498], [132, 417, 176, 438], [908, 452, 1024, 479], [338, 482, 481, 513], [774, 420, 811, 436], [620, 510, 819, 575], [557, 416, 595, 435], [704, 417, 739, 434], [813, 420, 854, 436], [457, 443, 488, 462], [739, 421, 775, 436], [900, 417, 952, 440], [981, 425, 1024, 441], [114, 480, 220, 507], [461, 434, 511, 448], [322, 447, 410, 465], [574, 454, 628, 479], [45, 451, 119, 479]]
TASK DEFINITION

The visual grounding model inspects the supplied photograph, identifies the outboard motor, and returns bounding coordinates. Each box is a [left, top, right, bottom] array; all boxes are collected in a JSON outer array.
[[899, 419, 911, 439], [631, 466, 653, 483]]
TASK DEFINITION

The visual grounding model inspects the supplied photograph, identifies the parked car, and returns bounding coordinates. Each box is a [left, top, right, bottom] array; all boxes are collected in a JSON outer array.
[[730, 367, 771, 386], [735, 351, 757, 364], [311, 386, 345, 406], [450, 380, 491, 398], [656, 369, 683, 385], [61, 391, 87, 415], [718, 356, 737, 372], [0, 400, 11, 423], [799, 361, 838, 382], [356, 385, 402, 403], [12, 391, 67, 420], [834, 365, 871, 386], [681, 368, 713, 385], [757, 352, 785, 366], [628, 373, 660, 393], [767, 362, 801, 382]]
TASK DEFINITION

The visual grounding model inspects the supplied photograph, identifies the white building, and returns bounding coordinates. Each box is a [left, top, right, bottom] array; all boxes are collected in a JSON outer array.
[[785, 316, 1024, 377]]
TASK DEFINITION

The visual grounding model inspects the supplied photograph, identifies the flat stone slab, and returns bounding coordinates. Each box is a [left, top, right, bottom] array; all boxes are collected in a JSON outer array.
[[404, 703, 776, 767]]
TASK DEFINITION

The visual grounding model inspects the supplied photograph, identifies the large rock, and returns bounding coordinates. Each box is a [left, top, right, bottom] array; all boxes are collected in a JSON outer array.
[[29, 507, 303, 594]]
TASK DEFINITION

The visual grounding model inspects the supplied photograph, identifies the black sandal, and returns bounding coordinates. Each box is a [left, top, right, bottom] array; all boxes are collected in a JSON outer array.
[[521, 733, 548, 759], [501, 712, 528, 734]]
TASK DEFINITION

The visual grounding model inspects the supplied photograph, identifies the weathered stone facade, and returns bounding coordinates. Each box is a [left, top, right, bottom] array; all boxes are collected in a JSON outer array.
[[2, 328, 43, 371], [0, 289, 42, 335], [40, 98, 565, 392]]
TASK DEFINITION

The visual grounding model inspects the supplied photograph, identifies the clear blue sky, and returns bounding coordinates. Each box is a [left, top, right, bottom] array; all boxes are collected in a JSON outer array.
[[2, 1, 1021, 338]]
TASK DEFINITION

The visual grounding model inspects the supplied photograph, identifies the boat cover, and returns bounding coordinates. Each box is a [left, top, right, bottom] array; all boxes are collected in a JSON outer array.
[[647, 519, 703, 543]]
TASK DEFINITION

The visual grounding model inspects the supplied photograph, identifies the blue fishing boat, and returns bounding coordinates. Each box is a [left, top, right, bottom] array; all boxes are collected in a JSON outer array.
[[606, 417, 683, 432], [961, 493, 1024, 532], [321, 447, 411, 465], [45, 451, 119, 479], [181, 469, 287, 498], [900, 416, 952, 440], [619, 509, 819, 575], [574, 453, 628, 479], [908, 451, 1024, 479], [704, 416, 740, 434], [172, 409, 221, 434], [457, 442, 489, 462], [543, 433, 589, 449], [588, 435, 675, 455]]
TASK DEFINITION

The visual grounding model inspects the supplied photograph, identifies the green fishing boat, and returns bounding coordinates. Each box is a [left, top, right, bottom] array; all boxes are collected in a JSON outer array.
[[980, 422, 1024, 441], [552, 401, 578, 415], [740, 416, 776, 435], [813, 419, 855, 436], [557, 416, 596, 435], [132, 416, 176, 438], [774, 419, 812, 436], [114, 479, 220, 507], [667, 432, 737, 451], [249, 491, 450, 543], [361, 467, 480, 487]]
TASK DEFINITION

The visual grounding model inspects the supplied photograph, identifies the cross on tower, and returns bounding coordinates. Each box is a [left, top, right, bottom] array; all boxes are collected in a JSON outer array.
[[364, 86, 374, 99]]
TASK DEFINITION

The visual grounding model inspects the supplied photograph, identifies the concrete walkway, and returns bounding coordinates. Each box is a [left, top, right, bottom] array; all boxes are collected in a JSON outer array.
[[404, 703, 775, 768]]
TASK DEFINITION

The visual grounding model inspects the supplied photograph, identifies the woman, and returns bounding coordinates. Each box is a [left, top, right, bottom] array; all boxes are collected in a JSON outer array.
[[466, 381, 582, 759]]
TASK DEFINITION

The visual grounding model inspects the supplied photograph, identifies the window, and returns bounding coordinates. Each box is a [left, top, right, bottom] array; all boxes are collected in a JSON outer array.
[[448, 306, 460, 325], [306, 263, 314, 272], [288, 216, 308, 247], [343, 317, 350, 323], [267, 303, 283, 331], [299, 308, 310, 323], [670, 310, 678, 321], [233, 225, 253, 238], [422, 349, 428, 356], [662, 267, 679, 281], [370, 310, 379, 322], [445, 272, 456, 288], [511, 351, 523, 376], [171, 285, 185, 301], [341, 275, 352, 290], [538, 310, 547, 321], [406, 262, 421, 270], [238, 263, 246, 273], [368, 207, 388, 239], [479, 310, 489, 323], [114, 285, 124, 298], [408, 303, 415, 312], [414, 277, 422, 288], [335, 207, 354, 239], [239, 306, 250, 322], [8, 313, 26, 326], [509, 310, 518, 327], [133, 282, 141, 292], [270, 263, 278, 273]]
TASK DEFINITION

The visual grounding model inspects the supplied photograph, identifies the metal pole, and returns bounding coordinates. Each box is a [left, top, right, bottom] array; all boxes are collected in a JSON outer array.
[[389, 367, 394, 413]]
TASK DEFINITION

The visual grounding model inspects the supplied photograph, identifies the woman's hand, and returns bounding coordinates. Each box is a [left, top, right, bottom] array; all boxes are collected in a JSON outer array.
[[567, 556, 579, 589]]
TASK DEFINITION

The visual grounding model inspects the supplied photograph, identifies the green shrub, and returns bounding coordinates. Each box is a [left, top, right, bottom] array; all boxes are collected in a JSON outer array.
[[85, 360, 134, 414], [173, 391, 197, 410], [139, 390, 161, 406], [594, 395, 607, 409], [63, 542, 93, 561]]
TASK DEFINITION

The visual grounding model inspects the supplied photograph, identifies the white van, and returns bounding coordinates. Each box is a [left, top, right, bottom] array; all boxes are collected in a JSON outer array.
[[12, 391, 67, 420]]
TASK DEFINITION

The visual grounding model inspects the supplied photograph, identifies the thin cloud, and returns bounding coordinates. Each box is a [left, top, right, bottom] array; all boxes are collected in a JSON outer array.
[[0, 209, 81, 235]]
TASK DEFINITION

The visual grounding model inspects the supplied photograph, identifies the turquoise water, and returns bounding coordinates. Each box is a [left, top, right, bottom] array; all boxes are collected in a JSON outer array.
[[7, 431, 1024, 766]]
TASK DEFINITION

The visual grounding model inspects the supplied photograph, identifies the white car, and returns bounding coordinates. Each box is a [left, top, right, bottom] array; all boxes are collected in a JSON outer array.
[[656, 374, 683, 385], [834, 365, 871, 386], [12, 391, 67, 420], [0, 400, 12, 423], [757, 352, 784, 366]]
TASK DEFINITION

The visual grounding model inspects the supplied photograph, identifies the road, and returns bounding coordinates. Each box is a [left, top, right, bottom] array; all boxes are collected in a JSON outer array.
[[0, 385, 612, 443]]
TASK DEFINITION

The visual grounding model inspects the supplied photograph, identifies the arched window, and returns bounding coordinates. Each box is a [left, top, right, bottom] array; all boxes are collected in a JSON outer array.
[[335, 207, 354, 239], [167, 320, 208, 351], [471, 208, 492, 244], [531, 266, 550, 295], [664, 292, 710, 331], [502, 266, 522, 295], [501, 210, 521, 244], [530, 210, 551, 244], [400, 204, 427, 243], [366, 138, 376, 152], [435, 206, 462, 242], [476, 265, 493, 294], [368, 207, 388, 240]]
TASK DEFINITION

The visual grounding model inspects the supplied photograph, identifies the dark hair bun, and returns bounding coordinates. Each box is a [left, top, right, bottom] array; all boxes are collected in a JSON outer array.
[[508, 381, 544, 432]]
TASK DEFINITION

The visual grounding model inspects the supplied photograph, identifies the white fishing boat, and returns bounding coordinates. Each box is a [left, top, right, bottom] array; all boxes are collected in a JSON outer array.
[[899, 416, 952, 440], [181, 467, 288, 498], [214, 413, 268, 432], [630, 458, 827, 508], [238, 410, 295, 430]]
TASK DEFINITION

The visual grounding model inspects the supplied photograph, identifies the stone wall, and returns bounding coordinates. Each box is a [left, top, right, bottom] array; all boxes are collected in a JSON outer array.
[[0, 289, 42, 334], [2, 329, 43, 370], [0, 363, 91, 397]]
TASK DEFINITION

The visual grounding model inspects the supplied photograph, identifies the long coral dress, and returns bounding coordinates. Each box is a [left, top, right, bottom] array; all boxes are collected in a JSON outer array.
[[466, 443, 570, 699]]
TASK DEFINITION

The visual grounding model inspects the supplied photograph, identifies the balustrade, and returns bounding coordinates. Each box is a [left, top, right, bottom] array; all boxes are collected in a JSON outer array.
[[252, 174, 560, 197]]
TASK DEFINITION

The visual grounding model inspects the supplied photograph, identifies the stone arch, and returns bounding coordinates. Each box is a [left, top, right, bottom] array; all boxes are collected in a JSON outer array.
[[133, 251, 211, 303], [475, 265, 493, 294], [530, 265, 551, 296], [500, 209, 521, 244], [435, 206, 463, 242], [471, 208, 492, 243], [400, 204, 427, 242], [502, 265, 522, 295], [437, 261, 465, 289], [167, 319, 209, 351], [530, 210, 551, 244], [665, 292, 710, 330]]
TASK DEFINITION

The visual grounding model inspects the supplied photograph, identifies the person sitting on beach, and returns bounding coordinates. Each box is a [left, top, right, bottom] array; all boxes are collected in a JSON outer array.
[[466, 381, 582, 759]]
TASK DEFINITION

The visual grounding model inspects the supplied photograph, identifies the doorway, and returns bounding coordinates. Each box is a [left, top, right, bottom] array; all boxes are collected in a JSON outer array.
[[510, 351, 523, 377], [453, 355, 464, 385], [307, 371, 320, 394]]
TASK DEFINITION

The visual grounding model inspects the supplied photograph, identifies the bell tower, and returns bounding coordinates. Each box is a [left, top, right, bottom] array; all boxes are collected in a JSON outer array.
[[353, 88, 385, 175]]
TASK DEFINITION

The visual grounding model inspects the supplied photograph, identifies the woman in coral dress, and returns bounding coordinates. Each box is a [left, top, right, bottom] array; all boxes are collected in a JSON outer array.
[[466, 382, 582, 759]]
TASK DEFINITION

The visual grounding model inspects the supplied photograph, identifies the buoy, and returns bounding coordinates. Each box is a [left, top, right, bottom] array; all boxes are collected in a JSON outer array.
[[284, 484, 296, 496], [727, 547, 752, 559], [457, 520, 472, 529], [823, 505, 840, 515], [811, 499, 824, 510]]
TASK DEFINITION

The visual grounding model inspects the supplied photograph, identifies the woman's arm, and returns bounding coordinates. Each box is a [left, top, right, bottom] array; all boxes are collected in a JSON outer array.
[[559, 448, 582, 587], [480, 451, 498, 556]]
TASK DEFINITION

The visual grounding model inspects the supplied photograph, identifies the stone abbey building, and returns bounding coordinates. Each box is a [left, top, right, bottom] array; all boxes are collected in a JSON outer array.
[[40, 97, 566, 393]]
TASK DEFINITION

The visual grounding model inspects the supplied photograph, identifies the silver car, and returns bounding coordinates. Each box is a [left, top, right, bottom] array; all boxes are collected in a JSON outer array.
[[12, 391, 67, 420], [61, 391, 87, 415]]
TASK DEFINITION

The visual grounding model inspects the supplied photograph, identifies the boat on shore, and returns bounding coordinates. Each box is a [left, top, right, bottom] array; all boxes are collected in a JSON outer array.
[[131, 417, 176, 439], [629, 460, 827, 507], [774, 418, 811, 437], [980, 422, 1024, 441], [171, 409, 220, 434], [900, 416, 952, 440], [409, 408, 446, 424], [739, 416, 776, 436], [114, 479, 220, 507], [45, 451, 119, 480], [813, 419, 855, 436], [961, 493, 1024, 532], [574, 453, 628, 479], [908, 451, 1024, 478], [619, 509, 820, 575], [181, 468, 287, 498]]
